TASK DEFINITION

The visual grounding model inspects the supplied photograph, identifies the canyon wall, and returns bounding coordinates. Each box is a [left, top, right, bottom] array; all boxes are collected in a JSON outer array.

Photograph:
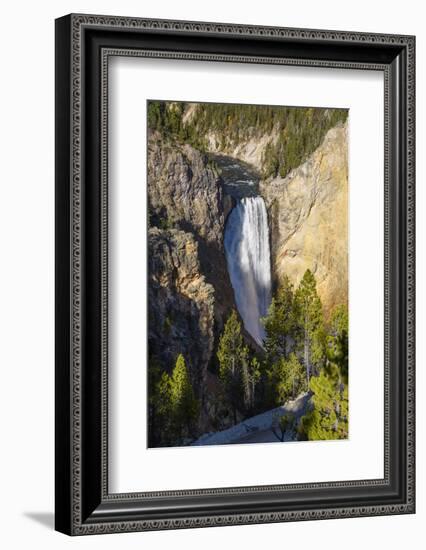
[[147, 102, 349, 441], [260, 123, 348, 317], [196, 117, 349, 318], [148, 227, 215, 394], [147, 132, 236, 401]]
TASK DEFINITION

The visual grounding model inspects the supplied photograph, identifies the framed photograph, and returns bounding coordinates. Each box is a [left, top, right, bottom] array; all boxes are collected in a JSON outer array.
[[55, 14, 415, 535]]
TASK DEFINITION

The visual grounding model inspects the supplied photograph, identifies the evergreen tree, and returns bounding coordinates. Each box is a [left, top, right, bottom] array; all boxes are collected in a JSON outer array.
[[300, 362, 348, 440], [170, 354, 199, 441], [148, 353, 182, 447], [294, 270, 324, 385], [150, 100, 348, 180], [263, 275, 296, 362], [327, 304, 349, 382], [284, 353, 305, 400], [300, 304, 349, 441], [241, 355, 261, 413], [147, 100, 162, 132], [267, 353, 304, 406], [148, 354, 199, 446], [154, 370, 174, 446], [311, 324, 327, 375], [217, 310, 249, 423], [147, 358, 163, 447]]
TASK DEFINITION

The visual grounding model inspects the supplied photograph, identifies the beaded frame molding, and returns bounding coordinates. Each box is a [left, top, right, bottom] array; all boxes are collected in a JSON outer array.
[[55, 14, 415, 535]]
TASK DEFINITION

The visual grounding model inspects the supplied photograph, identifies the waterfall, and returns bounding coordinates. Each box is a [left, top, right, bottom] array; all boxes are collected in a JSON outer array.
[[224, 196, 272, 346]]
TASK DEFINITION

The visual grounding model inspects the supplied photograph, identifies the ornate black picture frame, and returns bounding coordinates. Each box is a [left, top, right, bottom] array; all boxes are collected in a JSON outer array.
[[55, 13, 415, 535]]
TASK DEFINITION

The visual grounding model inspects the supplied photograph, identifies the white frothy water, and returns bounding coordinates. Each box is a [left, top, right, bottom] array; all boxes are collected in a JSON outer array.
[[224, 196, 272, 346]]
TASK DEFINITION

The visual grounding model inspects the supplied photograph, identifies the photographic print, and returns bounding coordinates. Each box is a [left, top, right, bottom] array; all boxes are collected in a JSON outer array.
[[56, 16, 415, 533], [147, 100, 349, 448]]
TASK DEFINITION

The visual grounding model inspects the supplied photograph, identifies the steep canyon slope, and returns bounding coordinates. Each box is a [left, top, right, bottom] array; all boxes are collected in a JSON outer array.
[[147, 131, 235, 401], [260, 123, 348, 317], [193, 112, 349, 318], [147, 103, 349, 436]]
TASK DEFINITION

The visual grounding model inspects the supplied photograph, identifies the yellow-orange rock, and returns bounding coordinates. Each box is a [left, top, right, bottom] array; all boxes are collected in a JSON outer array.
[[260, 122, 348, 318]]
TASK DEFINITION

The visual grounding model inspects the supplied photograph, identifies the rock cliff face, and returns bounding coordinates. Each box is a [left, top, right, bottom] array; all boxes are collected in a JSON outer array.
[[147, 117, 347, 408], [181, 104, 348, 318], [260, 123, 348, 317], [148, 133, 231, 247], [147, 134, 236, 401], [205, 130, 276, 169], [148, 228, 215, 393], [199, 120, 348, 318]]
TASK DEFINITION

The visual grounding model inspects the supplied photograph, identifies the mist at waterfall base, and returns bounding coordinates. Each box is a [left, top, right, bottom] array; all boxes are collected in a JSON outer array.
[[224, 196, 272, 346]]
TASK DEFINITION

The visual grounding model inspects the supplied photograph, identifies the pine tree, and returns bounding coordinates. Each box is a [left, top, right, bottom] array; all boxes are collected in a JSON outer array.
[[170, 354, 199, 441], [300, 363, 348, 440], [241, 355, 261, 413], [148, 358, 163, 447], [311, 324, 327, 376], [217, 310, 249, 423], [151, 100, 347, 180], [274, 353, 305, 404], [147, 101, 162, 132], [264, 353, 304, 409], [294, 270, 324, 386], [263, 275, 296, 362], [300, 304, 349, 441], [286, 353, 305, 400], [327, 304, 349, 383], [154, 370, 174, 446]]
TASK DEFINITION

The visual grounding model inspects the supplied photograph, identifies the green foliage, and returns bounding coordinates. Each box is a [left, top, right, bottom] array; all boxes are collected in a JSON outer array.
[[217, 311, 246, 380], [261, 271, 325, 410], [300, 303, 349, 441], [169, 354, 199, 439], [262, 141, 280, 179], [147, 100, 206, 149], [148, 354, 199, 447], [148, 256, 348, 445], [271, 412, 296, 442], [277, 353, 306, 402], [262, 275, 297, 362], [262, 107, 348, 179], [148, 269, 349, 446], [148, 359, 174, 447], [147, 100, 163, 131], [158, 215, 173, 230], [156, 371, 173, 433], [265, 353, 305, 408], [294, 269, 325, 384], [185, 102, 348, 178], [217, 310, 249, 422], [149, 100, 348, 178], [300, 362, 348, 440], [280, 413, 295, 433], [241, 355, 261, 412], [217, 310, 262, 420], [327, 304, 349, 382], [147, 100, 184, 136], [311, 324, 327, 372]]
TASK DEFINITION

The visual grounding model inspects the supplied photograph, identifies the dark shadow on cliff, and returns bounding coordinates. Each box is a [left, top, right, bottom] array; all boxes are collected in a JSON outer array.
[[178, 220, 235, 314], [148, 287, 206, 389], [179, 219, 263, 354]]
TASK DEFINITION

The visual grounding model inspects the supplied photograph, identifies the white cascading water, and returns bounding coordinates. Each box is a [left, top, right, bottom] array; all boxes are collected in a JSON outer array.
[[224, 196, 272, 346]]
